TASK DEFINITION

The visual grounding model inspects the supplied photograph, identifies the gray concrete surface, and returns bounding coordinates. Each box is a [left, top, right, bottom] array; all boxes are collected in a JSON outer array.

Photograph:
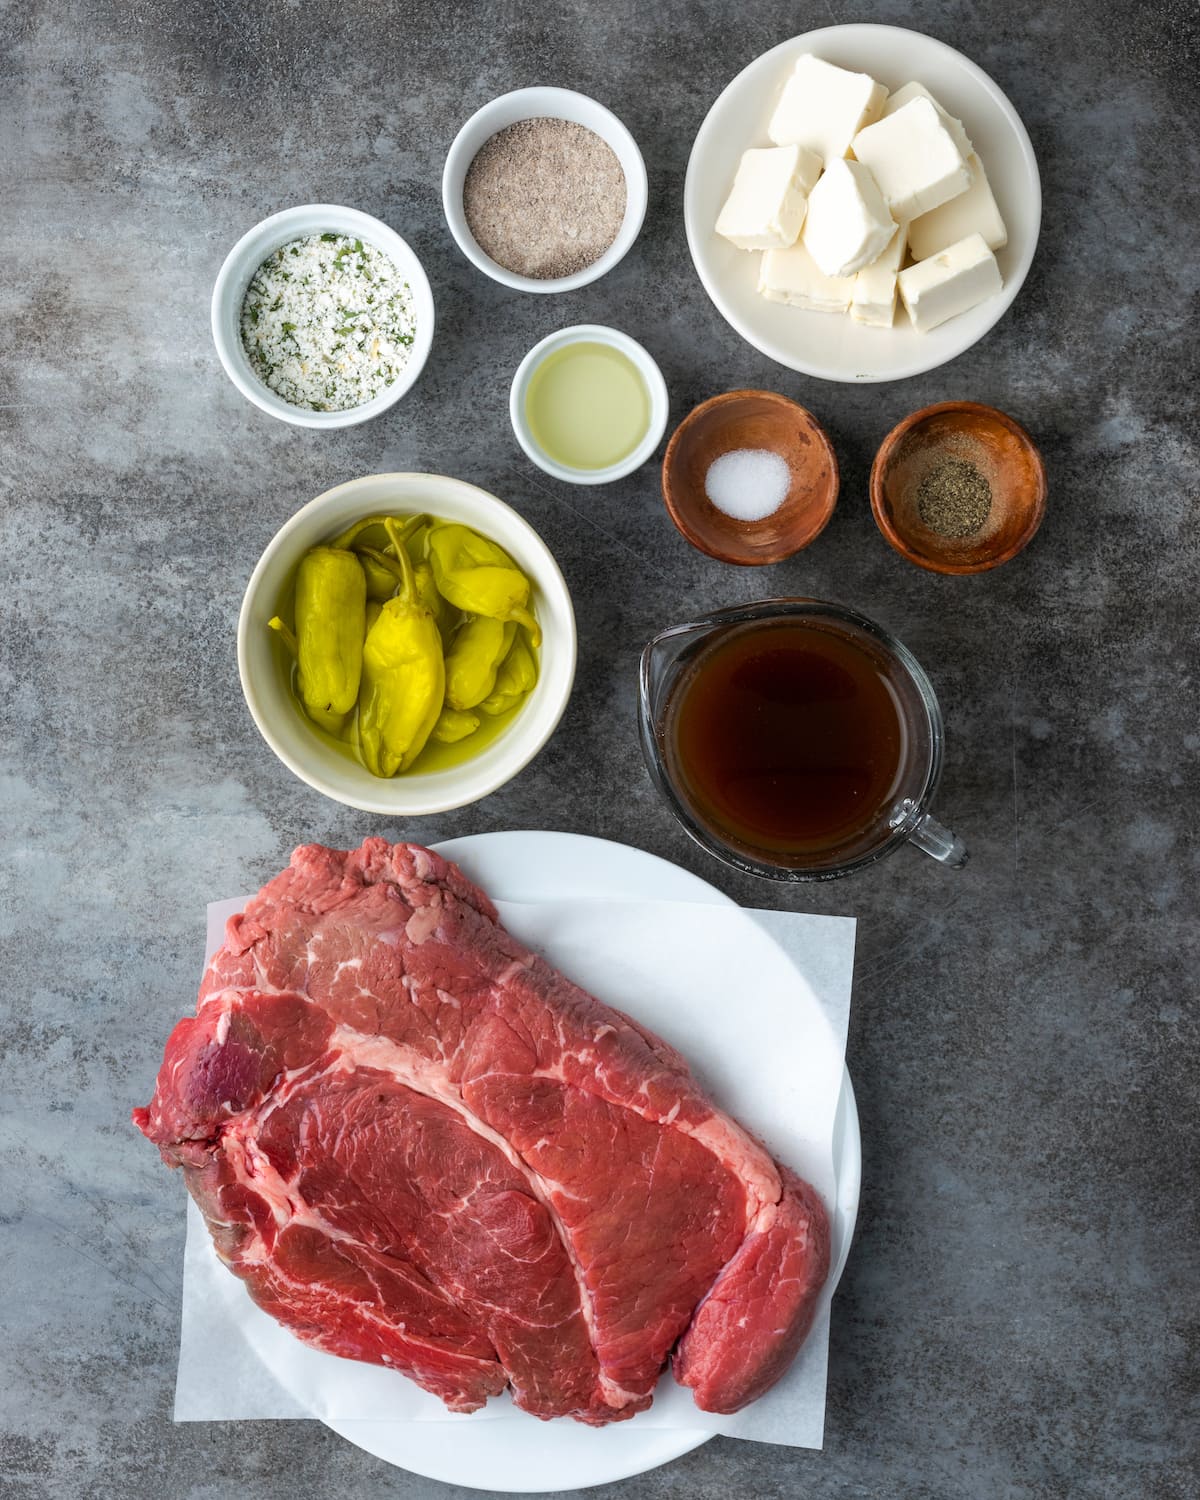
[[2, 1, 1197, 1496]]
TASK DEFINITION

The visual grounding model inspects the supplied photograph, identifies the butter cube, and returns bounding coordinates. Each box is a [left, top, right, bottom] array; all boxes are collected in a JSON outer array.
[[898, 233, 1002, 332], [715, 144, 823, 251], [758, 240, 856, 314], [850, 221, 908, 328], [908, 153, 1007, 259], [881, 81, 974, 160], [802, 159, 896, 277], [768, 53, 887, 165], [851, 97, 973, 221]]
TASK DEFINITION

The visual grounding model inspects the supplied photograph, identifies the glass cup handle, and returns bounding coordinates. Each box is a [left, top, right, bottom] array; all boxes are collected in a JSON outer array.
[[908, 811, 968, 868], [891, 800, 968, 868]]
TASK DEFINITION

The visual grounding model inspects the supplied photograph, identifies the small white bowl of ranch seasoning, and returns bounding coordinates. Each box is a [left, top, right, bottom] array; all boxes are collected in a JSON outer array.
[[211, 204, 435, 429], [443, 87, 648, 294]]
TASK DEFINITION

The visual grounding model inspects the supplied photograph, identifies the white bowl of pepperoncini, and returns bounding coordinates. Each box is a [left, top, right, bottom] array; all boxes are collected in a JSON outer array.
[[238, 472, 577, 814]]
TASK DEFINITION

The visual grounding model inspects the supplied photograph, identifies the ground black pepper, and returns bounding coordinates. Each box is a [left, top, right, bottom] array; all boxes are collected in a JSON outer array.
[[462, 118, 626, 280], [916, 459, 992, 538]]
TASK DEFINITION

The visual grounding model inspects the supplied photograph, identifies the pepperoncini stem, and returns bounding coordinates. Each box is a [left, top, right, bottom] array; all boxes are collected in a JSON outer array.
[[360, 530, 426, 600], [388, 513, 427, 546], [268, 616, 298, 656], [511, 606, 541, 648], [332, 511, 427, 552], [359, 546, 406, 582], [382, 520, 419, 602], [383, 517, 423, 571]]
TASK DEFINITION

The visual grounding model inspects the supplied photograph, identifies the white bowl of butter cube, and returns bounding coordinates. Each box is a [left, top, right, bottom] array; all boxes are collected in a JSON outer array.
[[684, 24, 1040, 383]]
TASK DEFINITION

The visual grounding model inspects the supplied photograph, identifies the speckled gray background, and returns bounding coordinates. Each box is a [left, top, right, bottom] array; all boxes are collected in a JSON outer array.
[[2, 1, 1198, 1496]]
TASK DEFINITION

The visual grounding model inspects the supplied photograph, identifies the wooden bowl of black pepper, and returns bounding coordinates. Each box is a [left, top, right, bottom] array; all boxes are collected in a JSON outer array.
[[870, 402, 1046, 575]]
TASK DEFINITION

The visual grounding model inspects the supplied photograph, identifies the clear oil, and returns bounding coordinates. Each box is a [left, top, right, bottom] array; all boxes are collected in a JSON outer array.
[[525, 341, 649, 471]]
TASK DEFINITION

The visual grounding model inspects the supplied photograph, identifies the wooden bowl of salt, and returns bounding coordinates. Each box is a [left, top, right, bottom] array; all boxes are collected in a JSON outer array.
[[871, 402, 1046, 575], [661, 390, 839, 565]]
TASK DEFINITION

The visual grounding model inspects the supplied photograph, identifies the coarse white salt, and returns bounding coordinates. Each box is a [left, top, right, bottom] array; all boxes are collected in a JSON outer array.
[[704, 448, 791, 523]]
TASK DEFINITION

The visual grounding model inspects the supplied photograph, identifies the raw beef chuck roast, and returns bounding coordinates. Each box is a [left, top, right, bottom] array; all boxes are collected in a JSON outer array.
[[134, 839, 830, 1422]]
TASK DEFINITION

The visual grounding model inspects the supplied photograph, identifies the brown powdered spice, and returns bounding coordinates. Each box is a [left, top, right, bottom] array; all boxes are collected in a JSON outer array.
[[462, 118, 627, 280], [916, 458, 992, 538]]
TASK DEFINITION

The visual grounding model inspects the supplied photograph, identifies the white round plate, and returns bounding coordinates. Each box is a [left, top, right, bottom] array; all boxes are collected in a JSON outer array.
[[685, 24, 1041, 382], [321, 830, 861, 1492]]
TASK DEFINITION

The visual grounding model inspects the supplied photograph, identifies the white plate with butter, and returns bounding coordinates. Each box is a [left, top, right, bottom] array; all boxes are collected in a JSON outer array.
[[685, 24, 1041, 383]]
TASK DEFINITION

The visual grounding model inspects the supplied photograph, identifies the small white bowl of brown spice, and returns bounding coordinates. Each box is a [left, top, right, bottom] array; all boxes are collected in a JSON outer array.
[[443, 87, 648, 293]]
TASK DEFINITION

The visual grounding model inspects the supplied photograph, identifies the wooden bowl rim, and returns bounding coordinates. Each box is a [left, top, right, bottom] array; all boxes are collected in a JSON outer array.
[[660, 389, 840, 567], [869, 400, 1047, 576]]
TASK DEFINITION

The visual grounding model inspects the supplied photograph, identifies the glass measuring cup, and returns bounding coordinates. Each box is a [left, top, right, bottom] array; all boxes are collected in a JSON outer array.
[[638, 598, 967, 881]]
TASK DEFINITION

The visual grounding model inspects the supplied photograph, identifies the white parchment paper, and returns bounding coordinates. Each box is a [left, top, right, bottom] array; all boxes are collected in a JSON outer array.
[[174, 895, 855, 1448]]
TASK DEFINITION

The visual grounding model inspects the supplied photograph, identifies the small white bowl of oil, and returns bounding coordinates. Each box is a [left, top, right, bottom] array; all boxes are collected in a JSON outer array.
[[509, 324, 669, 485]]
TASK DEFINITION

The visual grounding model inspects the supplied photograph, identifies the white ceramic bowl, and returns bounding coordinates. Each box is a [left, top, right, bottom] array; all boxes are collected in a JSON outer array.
[[442, 87, 648, 293], [509, 324, 669, 485], [685, 25, 1042, 383], [238, 473, 576, 814], [211, 205, 435, 428]]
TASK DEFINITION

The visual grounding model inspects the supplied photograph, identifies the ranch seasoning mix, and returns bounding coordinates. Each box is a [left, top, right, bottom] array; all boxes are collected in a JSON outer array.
[[239, 233, 417, 411]]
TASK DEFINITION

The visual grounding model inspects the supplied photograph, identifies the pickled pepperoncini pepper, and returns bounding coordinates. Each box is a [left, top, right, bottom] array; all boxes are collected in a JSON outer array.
[[269, 546, 366, 734], [357, 543, 444, 777], [444, 617, 516, 711], [359, 551, 404, 602], [414, 560, 451, 638], [428, 525, 541, 646], [480, 634, 539, 716], [432, 707, 481, 744]]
